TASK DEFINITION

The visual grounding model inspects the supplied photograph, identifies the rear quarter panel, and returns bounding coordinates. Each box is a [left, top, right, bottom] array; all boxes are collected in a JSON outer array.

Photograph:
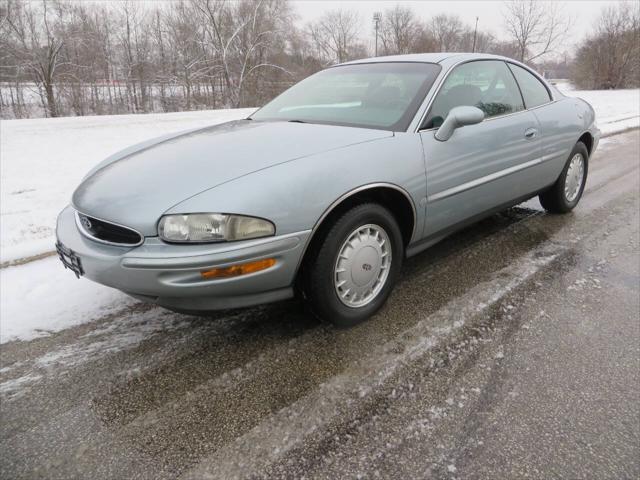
[[530, 97, 597, 187]]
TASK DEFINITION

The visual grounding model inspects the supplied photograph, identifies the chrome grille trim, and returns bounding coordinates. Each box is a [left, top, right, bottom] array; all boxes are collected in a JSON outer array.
[[74, 210, 144, 247]]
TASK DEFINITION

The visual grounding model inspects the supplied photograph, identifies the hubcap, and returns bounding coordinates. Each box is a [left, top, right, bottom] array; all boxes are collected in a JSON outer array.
[[564, 153, 585, 202], [334, 224, 392, 308]]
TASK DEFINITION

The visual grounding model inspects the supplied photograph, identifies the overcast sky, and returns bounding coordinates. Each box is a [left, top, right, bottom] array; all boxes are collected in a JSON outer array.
[[292, 0, 613, 51]]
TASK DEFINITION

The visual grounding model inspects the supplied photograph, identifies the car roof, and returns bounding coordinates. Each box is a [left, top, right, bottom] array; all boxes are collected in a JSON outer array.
[[338, 52, 510, 66]]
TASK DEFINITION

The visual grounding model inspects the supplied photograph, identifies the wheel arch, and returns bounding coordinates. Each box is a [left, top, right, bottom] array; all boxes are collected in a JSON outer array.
[[294, 183, 417, 279], [578, 131, 594, 155]]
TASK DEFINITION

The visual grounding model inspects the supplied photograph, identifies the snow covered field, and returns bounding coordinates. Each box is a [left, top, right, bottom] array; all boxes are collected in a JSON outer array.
[[0, 256, 137, 342], [1, 86, 638, 343], [577, 90, 640, 134], [0, 108, 255, 263]]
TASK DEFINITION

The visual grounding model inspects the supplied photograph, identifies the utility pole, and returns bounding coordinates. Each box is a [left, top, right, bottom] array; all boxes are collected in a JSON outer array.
[[472, 16, 479, 53], [373, 12, 381, 56]]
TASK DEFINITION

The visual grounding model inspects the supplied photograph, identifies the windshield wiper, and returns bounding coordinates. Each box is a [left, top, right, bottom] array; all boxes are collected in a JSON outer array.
[[287, 119, 307, 123]]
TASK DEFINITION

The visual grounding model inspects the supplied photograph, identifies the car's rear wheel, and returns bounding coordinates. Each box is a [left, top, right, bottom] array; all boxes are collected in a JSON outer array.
[[539, 141, 589, 213], [303, 203, 403, 327]]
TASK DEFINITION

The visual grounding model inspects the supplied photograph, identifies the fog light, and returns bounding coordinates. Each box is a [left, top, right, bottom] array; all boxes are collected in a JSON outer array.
[[200, 258, 276, 279]]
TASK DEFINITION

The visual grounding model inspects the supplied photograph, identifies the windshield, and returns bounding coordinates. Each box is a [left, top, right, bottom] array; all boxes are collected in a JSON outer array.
[[250, 62, 441, 131]]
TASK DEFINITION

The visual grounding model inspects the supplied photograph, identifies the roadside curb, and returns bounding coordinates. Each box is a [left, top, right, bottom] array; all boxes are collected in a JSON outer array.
[[601, 125, 640, 138], [0, 251, 56, 269]]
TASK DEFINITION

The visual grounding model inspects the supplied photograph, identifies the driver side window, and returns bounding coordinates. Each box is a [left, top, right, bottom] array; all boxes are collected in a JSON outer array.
[[423, 60, 524, 129]]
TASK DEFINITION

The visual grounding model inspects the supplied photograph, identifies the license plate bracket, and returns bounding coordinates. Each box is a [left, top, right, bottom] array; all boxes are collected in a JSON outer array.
[[56, 241, 84, 278]]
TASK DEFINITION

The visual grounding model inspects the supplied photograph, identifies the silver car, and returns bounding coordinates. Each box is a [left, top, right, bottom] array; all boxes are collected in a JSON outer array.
[[56, 53, 599, 326]]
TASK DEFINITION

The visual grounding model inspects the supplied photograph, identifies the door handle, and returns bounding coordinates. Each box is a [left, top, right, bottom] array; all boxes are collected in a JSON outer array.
[[524, 128, 538, 139]]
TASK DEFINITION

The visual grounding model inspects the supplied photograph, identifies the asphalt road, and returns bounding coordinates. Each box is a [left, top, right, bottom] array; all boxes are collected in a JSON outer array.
[[1, 131, 639, 480]]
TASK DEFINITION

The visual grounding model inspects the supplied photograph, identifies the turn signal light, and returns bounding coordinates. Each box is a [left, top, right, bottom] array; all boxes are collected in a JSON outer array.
[[200, 258, 276, 279]]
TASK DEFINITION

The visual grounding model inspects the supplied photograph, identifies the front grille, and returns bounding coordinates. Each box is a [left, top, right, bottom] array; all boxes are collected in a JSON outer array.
[[76, 212, 143, 246]]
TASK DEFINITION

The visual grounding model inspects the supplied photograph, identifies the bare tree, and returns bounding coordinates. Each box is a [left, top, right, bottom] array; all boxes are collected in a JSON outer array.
[[488, 39, 521, 59], [502, 0, 571, 63], [3, 0, 66, 116], [571, 1, 639, 89], [117, 1, 153, 113], [0, 0, 539, 119], [163, 1, 210, 110], [308, 9, 362, 64], [429, 14, 464, 52], [149, 7, 170, 111], [459, 29, 496, 53], [228, 0, 292, 107], [191, 0, 292, 107], [411, 26, 438, 54], [379, 5, 420, 55]]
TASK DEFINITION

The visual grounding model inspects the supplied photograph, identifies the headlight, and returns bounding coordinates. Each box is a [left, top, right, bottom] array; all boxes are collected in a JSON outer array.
[[158, 213, 275, 243]]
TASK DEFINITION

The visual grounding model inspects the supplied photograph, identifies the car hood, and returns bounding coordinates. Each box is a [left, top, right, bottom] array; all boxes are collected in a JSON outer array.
[[72, 120, 392, 236]]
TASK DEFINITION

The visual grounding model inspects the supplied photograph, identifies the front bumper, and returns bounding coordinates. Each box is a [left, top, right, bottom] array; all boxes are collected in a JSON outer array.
[[55, 206, 310, 311]]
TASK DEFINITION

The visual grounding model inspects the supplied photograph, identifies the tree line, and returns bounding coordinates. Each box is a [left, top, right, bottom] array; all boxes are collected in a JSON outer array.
[[0, 0, 638, 119]]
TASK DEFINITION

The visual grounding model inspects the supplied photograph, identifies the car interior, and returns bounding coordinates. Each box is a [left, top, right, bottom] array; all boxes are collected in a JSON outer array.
[[424, 61, 525, 129]]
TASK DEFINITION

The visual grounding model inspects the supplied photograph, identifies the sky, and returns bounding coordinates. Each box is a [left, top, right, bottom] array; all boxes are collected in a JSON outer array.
[[292, 0, 615, 50]]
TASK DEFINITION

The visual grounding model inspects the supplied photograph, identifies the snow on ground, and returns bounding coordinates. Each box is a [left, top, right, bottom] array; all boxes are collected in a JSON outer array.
[[0, 108, 255, 263], [0, 255, 135, 343], [0, 85, 638, 343]]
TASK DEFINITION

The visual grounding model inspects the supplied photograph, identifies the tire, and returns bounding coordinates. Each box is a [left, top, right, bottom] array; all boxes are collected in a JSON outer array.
[[539, 141, 589, 213], [303, 202, 404, 327]]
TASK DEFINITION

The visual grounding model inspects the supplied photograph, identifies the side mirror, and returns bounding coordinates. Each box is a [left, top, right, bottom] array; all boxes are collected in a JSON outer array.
[[434, 106, 485, 142]]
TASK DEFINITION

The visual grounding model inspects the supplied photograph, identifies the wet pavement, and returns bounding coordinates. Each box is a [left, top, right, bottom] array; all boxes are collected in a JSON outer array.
[[1, 131, 639, 479]]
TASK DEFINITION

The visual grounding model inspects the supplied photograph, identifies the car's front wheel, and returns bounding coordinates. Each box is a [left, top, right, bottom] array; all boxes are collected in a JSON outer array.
[[303, 203, 403, 327]]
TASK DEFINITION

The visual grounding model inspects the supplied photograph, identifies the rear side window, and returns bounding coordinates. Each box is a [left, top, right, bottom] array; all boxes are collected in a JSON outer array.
[[508, 63, 551, 108], [423, 60, 524, 129]]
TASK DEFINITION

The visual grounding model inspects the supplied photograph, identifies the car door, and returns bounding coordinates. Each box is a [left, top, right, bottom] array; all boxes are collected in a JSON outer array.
[[507, 62, 572, 188], [418, 60, 542, 238]]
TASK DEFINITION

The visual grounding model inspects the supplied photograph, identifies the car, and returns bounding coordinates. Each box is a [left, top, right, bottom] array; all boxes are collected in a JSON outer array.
[[55, 53, 600, 327]]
